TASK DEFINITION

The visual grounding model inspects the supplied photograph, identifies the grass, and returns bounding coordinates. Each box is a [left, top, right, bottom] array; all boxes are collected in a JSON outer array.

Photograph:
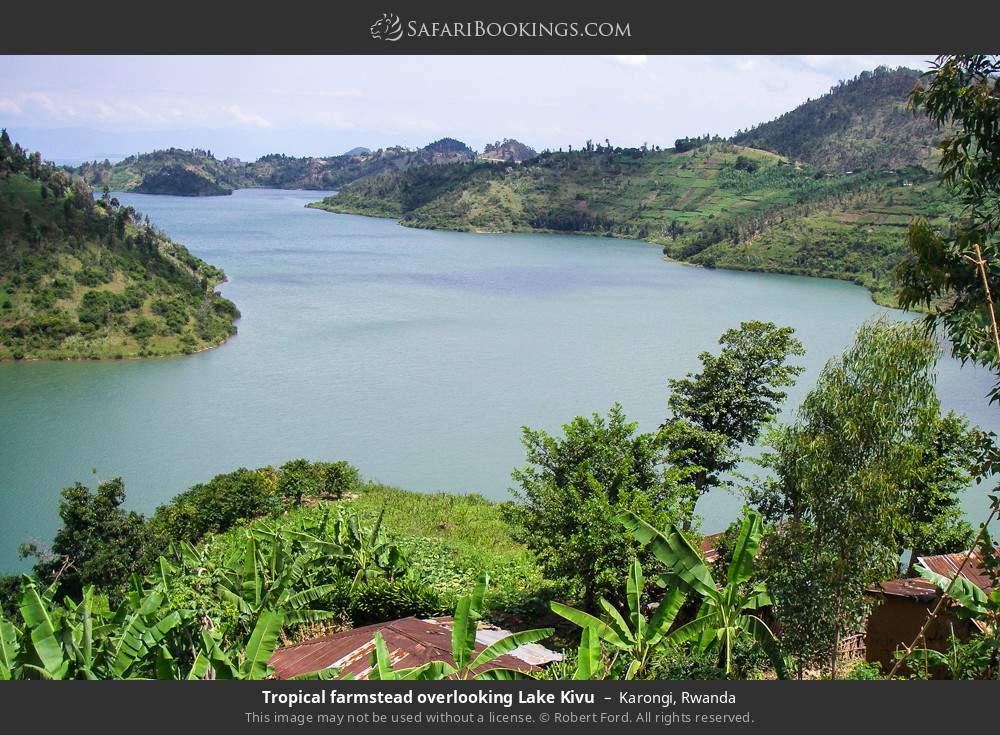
[[223, 481, 549, 615]]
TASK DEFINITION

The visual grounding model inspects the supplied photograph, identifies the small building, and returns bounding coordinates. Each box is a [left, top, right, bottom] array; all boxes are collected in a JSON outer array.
[[864, 550, 995, 673], [269, 616, 562, 680]]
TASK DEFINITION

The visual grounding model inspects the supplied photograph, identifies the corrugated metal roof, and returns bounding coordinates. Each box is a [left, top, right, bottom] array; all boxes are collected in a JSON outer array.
[[918, 549, 997, 594], [870, 577, 939, 601], [269, 616, 561, 680], [699, 532, 724, 564]]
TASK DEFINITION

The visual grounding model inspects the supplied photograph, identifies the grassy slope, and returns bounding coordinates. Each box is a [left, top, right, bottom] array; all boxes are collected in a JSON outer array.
[[312, 143, 952, 306], [0, 165, 239, 360], [205, 481, 545, 612]]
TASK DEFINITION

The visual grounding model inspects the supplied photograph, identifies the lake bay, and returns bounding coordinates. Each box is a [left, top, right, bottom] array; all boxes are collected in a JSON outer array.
[[1, 188, 996, 571]]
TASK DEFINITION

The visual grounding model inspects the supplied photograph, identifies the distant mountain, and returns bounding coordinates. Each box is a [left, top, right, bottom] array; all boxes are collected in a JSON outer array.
[[481, 139, 537, 163], [72, 139, 478, 196], [0, 132, 239, 360], [732, 66, 942, 173]]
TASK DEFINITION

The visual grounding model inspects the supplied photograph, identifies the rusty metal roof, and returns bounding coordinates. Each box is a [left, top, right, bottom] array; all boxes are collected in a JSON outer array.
[[269, 616, 561, 680], [699, 532, 724, 564], [918, 549, 997, 594], [870, 577, 939, 601]]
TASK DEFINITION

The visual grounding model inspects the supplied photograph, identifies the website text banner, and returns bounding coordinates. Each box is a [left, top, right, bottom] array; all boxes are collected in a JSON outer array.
[[0, 680, 995, 732], [4, 0, 1000, 54]]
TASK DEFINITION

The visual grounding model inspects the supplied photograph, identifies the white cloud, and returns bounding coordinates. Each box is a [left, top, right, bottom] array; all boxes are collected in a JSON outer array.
[[223, 105, 272, 128], [0, 98, 22, 114]]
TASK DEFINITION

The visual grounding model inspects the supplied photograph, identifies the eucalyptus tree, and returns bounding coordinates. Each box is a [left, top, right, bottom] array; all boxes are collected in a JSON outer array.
[[752, 320, 946, 677], [897, 55, 1000, 404]]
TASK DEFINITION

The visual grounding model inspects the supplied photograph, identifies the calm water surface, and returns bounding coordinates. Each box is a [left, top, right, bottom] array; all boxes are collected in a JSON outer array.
[[1, 189, 996, 571]]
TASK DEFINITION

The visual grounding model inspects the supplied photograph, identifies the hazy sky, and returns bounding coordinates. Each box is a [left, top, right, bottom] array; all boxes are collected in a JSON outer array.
[[0, 55, 935, 162]]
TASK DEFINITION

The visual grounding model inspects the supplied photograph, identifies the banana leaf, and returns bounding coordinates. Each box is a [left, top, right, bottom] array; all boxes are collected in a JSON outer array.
[[240, 610, 284, 679]]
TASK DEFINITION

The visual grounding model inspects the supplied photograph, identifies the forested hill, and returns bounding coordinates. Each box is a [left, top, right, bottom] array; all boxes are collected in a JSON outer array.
[[73, 138, 478, 196], [732, 66, 941, 173], [0, 131, 239, 360]]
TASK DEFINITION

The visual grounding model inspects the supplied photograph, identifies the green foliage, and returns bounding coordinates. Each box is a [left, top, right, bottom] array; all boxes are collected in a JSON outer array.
[[508, 403, 688, 611], [620, 509, 786, 678], [733, 66, 940, 172], [146, 466, 282, 553], [752, 320, 948, 676], [662, 321, 804, 524], [19, 478, 148, 600], [0, 133, 239, 361], [551, 559, 687, 679], [897, 55, 1000, 403]]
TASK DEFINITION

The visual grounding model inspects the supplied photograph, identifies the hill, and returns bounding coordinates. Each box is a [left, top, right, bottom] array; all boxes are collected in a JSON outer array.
[[310, 141, 950, 306], [73, 139, 478, 196], [481, 138, 537, 163], [0, 131, 239, 360], [732, 66, 942, 173]]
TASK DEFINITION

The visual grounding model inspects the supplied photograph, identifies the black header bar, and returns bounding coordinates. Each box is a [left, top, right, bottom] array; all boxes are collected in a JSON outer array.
[[4, 0, 1000, 54]]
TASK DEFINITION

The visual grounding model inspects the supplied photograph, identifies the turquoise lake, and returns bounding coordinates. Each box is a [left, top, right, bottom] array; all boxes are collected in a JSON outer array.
[[1, 188, 997, 572]]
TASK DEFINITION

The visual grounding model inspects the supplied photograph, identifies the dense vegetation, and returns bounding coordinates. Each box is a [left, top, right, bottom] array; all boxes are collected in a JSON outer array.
[[73, 138, 480, 196], [732, 66, 942, 173], [0, 132, 239, 360], [3, 315, 995, 681]]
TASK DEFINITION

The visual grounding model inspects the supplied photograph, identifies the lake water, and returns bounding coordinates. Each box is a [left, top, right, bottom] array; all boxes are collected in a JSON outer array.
[[1, 188, 997, 572]]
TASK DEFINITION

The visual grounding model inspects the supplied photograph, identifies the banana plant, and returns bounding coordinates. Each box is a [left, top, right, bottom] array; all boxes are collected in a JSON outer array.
[[572, 626, 606, 680], [619, 509, 787, 678], [8, 577, 183, 679], [551, 559, 686, 679], [216, 534, 339, 632], [367, 573, 553, 680]]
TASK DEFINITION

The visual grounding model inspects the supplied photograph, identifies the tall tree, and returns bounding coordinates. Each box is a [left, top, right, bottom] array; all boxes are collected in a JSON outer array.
[[662, 321, 804, 528], [507, 403, 688, 612], [752, 320, 943, 677], [897, 55, 1000, 404]]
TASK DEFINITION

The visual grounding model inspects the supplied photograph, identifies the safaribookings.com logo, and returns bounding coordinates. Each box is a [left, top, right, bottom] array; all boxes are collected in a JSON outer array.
[[369, 13, 631, 42]]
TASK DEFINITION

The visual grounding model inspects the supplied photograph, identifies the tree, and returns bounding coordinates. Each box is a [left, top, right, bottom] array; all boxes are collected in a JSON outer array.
[[278, 458, 317, 507], [662, 321, 804, 528], [507, 403, 688, 612], [20, 478, 148, 599], [751, 320, 945, 677], [897, 55, 1000, 403], [896, 412, 978, 572]]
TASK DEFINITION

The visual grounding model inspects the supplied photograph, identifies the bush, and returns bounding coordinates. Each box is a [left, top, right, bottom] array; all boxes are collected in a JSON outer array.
[[347, 576, 447, 626], [146, 467, 281, 552]]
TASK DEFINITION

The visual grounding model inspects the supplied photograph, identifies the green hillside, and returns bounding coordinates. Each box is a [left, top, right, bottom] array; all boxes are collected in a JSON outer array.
[[73, 138, 478, 196], [311, 141, 951, 305], [732, 66, 941, 173], [0, 132, 239, 360]]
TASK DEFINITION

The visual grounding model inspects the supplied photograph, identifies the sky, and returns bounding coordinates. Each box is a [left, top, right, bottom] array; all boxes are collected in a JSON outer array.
[[0, 55, 936, 163]]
